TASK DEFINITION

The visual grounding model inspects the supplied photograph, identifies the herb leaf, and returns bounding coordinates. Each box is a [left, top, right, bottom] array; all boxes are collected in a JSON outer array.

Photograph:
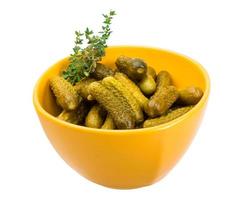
[[62, 10, 116, 85]]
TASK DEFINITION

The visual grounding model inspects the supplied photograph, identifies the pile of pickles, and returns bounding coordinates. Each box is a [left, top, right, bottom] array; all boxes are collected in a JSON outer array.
[[50, 56, 203, 129]]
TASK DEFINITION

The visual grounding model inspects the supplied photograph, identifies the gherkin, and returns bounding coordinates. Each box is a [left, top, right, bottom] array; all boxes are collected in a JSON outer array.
[[85, 104, 106, 128], [101, 114, 116, 129], [138, 74, 156, 96], [177, 86, 203, 105], [50, 76, 81, 110], [138, 66, 157, 96], [147, 66, 156, 79], [145, 71, 178, 117], [143, 106, 193, 128], [57, 101, 90, 124], [91, 63, 115, 80], [88, 81, 135, 129], [115, 56, 147, 81], [114, 72, 148, 109], [156, 70, 172, 86], [75, 78, 96, 100], [102, 76, 144, 124]]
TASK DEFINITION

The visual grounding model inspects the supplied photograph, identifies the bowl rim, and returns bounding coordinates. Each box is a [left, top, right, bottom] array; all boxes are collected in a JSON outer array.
[[33, 45, 210, 135]]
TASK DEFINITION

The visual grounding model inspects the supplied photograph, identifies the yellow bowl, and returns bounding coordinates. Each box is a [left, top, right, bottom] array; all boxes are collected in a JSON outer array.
[[33, 46, 210, 189]]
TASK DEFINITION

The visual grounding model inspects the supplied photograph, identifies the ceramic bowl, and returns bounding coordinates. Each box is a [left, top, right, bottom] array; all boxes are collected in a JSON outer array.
[[33, 46, 210, 189]]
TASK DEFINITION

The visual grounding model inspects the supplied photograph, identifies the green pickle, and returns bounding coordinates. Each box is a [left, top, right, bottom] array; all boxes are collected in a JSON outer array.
[[143, 106, 193, 128], [92, 63, 114, 80], [115, 56, 147, 81], [145, 71, 178, 117], [138, 66, 157, 96], [101, 114, 116, 129], [156, 70, 172, 86], [50, 76, 81, 110], [138, 74, 156, 96], [114, 72, 149, 109], [147, 66, 156, 79], [57, 101, 90, 124], [85, 104, 106, 128], [177, 86, 203, 105], [88, 81, 135, 129], [51, 55, 203, 130], [102, 76, 144, 124], [75, 78, 96, 100]]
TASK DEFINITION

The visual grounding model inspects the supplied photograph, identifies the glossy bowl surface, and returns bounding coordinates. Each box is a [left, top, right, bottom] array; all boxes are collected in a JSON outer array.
[[33, 46, 210, 189]]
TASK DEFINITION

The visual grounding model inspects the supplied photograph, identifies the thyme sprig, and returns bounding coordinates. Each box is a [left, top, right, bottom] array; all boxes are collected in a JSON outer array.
[[63, 10, 116, 84]]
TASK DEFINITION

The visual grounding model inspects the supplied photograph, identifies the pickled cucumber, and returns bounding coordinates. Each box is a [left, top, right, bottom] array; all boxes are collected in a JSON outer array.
[[50, 76, 81, 110], [143, 106, 193, 128], [177, 86, 203, 105], [57, 101, 90, 124], [75, 78, 96, 100], [92, 63, 114, 80], [145, 71, 178, 117], [138, 74, 156, 96], [85, 104, 106, 128], [102, 76, 144, 124], [115, 56, 147, 81], [101, 114, 116, 129], [147, 66, 156, 79], [145, 85, 179, 117], [88, 81, 135, 129], [156, 70, 172, 86], [114, 72, 149, 109], [51, 53, 203, 130]]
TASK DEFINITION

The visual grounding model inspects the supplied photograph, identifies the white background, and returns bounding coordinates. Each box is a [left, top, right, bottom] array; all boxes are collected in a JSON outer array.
[[0, 0, 248, 199]]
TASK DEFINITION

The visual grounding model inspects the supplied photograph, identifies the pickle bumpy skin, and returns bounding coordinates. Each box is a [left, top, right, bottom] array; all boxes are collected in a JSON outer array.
[[115, 56, 147, 81], [177, 86, 203, 105], [88, 81, 135, 129], [57, 101, 90, 124], [101, 113, 116, 129], [145, 71, 178, 117], [92, 63, 115, 80], [85, 104, 106, 128], [102, 76, 144, 124], [143, 106, 193, 128], [50, 76, 81, 110], [114, 72, 149, 109], [75, 78, 96, 100]]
